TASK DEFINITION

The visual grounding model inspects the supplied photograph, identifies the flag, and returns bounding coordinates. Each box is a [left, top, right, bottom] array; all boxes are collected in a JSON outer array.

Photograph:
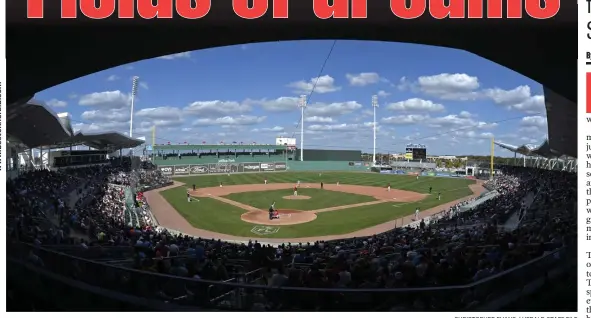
[[202, 141, 206, 144], [167, 141, 170, 145], [184, 141, 187, 144], [232, 141, 237, 144]]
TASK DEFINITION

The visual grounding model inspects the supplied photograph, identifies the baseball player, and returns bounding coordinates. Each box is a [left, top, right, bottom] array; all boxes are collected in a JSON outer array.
[[415, 207, 420, 221], [192, 184, 196, 191], [264, 178, 268, 185], [429, 186, 432, 194], [337, 181, 340, 186], [387, 182, 391, 192], [297, 180, 301, 187], [416, 175, 419, 180], [438, 192, 441, 200], [187, 190, 191, 202], [320, 182, 324, 189], [293, 185, 298, 196], [219, 182, 223, 188], [268, 202, 276, 220]]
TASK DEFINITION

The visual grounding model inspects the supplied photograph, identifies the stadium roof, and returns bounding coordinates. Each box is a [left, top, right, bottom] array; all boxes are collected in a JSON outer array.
[[8, 99, 144, 150], [494, 140, 567, 159]]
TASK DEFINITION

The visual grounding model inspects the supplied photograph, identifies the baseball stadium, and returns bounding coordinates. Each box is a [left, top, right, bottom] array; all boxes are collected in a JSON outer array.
[[7, 39, 576, 311]]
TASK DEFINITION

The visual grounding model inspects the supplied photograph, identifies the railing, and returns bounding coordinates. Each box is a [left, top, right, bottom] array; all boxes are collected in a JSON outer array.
[[8, 241, 573, 311]]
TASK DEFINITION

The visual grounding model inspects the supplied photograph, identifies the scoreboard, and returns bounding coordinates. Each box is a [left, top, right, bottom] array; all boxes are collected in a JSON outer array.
[[404, 144, 427, 161]]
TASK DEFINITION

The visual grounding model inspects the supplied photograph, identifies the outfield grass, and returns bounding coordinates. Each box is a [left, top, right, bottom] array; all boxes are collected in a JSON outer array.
[[223, 188, 377, 210], [160, 172, 476, 238]]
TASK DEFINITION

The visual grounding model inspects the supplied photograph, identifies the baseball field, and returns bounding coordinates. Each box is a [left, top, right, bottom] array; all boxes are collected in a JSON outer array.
[[144, 172, 484, 241]]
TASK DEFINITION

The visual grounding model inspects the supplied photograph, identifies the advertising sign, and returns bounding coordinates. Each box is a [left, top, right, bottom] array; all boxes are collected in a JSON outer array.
[[260, 163, 275, 171], [237, 163, 245, 173], [208, 163, 219, 173], [159, 166, 174, 175], [190, 165, 208, 174], [243, 162, 261, 172], [394, 170, 406, 175], [379, 170, 391, 174], [274, 162, 287, 171], [217, 163, 230, 173], [427, 172, 436, 176], [229, 163, 240, 173], [174, 165, 190, 175]]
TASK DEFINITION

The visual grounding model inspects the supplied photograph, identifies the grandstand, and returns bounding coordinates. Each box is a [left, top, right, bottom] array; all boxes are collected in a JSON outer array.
[[6, 97, 577, 312]]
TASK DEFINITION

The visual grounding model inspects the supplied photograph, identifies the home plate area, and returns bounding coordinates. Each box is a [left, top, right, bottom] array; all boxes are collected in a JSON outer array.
[[240, 209, 317, 226]]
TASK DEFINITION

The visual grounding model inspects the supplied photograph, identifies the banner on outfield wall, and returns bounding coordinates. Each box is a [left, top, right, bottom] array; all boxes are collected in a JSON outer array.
[[174, 165, 190, 175], [243, 162, 261, 172], [159, 166, 174, 175], [190, 165, 209, 174], [274, 162, 287, 171], [260, 163, 275, 171]]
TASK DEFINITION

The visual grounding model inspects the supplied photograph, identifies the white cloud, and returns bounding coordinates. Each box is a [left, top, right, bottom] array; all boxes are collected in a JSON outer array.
[[305, 116, 336, 123], [68, 93, 78, 100], [251, 126, 285, 132], [81, 108, 129, 122], [47, 98, 67, 108], [428, 114, 497, 129], [308, 123, 370, 132], [483, 85, 545, 114], [306, 101, 363, 117], [458, 111, 473, 118], [346, 72, 382, 86], [288, 75, 341, 94], [417, 73, 480, 100], [136, 106, 183, 121], [381, 114, 429, 125], [78, 90, 131, 109], [72, 121, 129, 134], [183, 100, 251, 117], [193, 115, 266, 126], [377, 90, 390, 97], [106, 75, 119, 81], [519, 115, 547, 133], [395, 76, 412, 91], [139, 82, 149, 90], [386, 98, 445, 112], [157, 52, 191, 60], [246, 97, 299, 112]]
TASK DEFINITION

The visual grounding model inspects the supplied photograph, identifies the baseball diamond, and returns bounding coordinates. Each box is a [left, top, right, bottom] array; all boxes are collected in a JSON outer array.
[[144, 171, 484, 241]]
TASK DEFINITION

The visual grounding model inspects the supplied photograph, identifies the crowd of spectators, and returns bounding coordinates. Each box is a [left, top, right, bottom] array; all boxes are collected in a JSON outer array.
[[6, 162, 575, 310]]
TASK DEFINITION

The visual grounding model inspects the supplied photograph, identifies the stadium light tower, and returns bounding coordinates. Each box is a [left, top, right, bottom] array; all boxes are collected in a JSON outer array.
[[129, 76, 140, 138], [372, 95, 379, 165], [299, 95, 307, 161]]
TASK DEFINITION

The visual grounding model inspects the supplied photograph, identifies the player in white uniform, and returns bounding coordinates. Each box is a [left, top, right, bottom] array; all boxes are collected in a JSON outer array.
[[415, 208, 420, 221]]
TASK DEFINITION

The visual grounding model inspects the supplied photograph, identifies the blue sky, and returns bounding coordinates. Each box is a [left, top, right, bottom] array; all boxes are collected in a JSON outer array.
[[36, 40, 547, 156]]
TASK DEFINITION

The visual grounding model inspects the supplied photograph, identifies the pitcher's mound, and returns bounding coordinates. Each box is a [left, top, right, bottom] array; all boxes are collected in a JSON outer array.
[[282, 195, 311, 200], [241, 209, 317, 225]]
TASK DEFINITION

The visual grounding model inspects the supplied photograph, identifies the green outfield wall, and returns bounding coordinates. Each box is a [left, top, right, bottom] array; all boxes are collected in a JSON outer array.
[[156, 161, 370, 176]]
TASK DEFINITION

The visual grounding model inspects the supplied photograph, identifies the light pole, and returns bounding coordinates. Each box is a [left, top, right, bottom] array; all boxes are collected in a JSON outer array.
[[127, 76, 140, 157], [299, 95, 307, 161], [372, 95, 378, 165], [129, 76, 139, 139]]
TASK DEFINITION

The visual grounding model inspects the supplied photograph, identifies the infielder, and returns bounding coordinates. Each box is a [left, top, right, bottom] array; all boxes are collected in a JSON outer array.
[[293, 185, 298, 196], [187, 190, 191, 202], [438, 192, 441, 200], [415, 207, 420, 221], [337, 181, 340, 186], [297, 180, 300, 187], [387, 183, 391, 192], [416, 175, 419, 180], [219, 182, 223, 188], [264, 178, 268, 185]]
